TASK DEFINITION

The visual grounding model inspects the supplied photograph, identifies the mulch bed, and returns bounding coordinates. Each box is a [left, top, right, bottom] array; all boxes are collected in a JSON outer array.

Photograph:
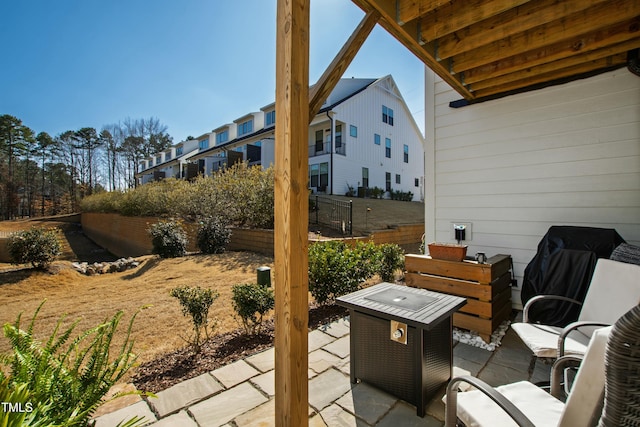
[[132, 303, 348, 393]]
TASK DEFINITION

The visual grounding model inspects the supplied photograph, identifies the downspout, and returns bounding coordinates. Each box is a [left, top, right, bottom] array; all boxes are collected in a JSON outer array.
[[326, 110, 334, 195]]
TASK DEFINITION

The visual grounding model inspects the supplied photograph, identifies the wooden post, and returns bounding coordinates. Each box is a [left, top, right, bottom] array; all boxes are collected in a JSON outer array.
[[275, 0, 309, 425]]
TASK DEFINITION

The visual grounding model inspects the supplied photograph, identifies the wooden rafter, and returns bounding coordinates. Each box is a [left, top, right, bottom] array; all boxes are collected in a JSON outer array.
[[397, 0, 447, 25], [452, 0, 640, 74], [468, 44, 634, 91], [351, 0, 640, 101], [418, 0, 530, 44], [471, 54, 628, 98], [436, 0, 609, 60], [464, 16, 640, 85]]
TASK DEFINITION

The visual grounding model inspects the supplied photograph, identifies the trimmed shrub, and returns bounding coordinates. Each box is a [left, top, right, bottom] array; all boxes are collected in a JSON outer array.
[[148, 219, 187, 258], [197, 217, 232, 254], [0, 301, 146, 427], [170, 286, 219, 352], [308, 241, 349, 305], [308, 240, 381, 305], [7, 227, 61, 269], [231, 283, 275, 335], [377, 243, 405, 282], [389, 189, 414, 201]]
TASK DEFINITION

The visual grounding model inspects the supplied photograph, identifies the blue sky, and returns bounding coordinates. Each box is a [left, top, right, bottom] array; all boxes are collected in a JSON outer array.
[[0, 0, 425, 142]]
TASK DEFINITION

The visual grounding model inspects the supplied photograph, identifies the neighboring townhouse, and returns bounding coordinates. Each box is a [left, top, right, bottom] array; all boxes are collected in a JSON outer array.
[[137, 137, 201, 184], [136, 75, 425, 201]]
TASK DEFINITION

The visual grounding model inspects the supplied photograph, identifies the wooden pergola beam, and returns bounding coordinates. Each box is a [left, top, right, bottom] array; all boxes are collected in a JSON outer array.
[[351, 0, 473, 99], [274, 0, 310, 425], [309, 9, 380, 120]]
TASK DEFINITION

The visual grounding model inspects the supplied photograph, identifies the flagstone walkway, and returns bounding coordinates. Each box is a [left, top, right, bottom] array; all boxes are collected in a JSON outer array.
[[94, 314, 550, 426]]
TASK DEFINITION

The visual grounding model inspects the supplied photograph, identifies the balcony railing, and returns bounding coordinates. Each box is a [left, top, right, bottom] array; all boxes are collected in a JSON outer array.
[[308, 141, 347, 157]]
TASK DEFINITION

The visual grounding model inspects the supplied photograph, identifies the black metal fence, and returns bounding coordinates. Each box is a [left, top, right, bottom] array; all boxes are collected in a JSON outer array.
[[309, 195, 353, 235]]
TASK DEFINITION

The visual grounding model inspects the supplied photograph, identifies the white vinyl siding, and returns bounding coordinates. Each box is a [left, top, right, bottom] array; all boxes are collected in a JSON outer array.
[[425, 69, 640, 308]]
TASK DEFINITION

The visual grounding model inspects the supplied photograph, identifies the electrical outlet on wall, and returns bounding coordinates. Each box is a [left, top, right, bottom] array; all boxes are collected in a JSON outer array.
[[450, 222, 472, 241]]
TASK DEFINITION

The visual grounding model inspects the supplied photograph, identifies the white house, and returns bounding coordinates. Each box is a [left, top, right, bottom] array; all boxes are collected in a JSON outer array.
[[137, 75, 425, 201], [137, 137, 201, 184], [424, 67, 640, 308]]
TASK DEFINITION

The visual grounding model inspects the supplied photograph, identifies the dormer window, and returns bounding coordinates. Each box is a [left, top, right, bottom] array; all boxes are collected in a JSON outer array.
[[265, 110, 276, 126], [176, 146, 183, 156], [238, 119, 253, 136], [199, 138, 209, 150], [156, 155, 162, 165], [166, 151, 172, 160], [216, 130, 229, 144]]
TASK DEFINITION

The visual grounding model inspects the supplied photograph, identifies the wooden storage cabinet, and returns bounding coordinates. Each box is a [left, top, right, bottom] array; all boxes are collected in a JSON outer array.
[[405, 254, 512, 342]]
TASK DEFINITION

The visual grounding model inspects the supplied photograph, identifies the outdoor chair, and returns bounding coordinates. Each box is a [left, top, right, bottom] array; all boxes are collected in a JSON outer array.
[[444, 303, 640, 427], [511, 258, 640, 358]]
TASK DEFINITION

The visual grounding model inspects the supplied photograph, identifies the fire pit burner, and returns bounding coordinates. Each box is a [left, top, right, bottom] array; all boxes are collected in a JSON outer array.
[[365, 288, 436, 311]]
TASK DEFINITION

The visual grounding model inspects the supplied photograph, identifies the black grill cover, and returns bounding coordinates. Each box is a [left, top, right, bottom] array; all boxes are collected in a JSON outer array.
[[521, 226, 625, 326]]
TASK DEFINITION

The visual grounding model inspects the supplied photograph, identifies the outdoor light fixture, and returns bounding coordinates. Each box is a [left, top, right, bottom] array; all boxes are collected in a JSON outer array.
[[454, 224, 466, 244]]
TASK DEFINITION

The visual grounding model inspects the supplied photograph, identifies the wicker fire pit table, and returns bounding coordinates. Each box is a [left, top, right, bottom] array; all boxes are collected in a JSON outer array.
[[337, 282, 466, 417]]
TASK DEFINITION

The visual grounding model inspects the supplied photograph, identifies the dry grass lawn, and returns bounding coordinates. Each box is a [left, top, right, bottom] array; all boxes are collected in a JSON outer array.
[[0, 198, 423, 385], [0, 252, 275, 371]]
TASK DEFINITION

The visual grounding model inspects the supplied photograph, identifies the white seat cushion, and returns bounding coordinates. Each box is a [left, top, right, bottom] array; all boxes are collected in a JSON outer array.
[[455, 381, 564, 427], [511, 322, 591, 358]]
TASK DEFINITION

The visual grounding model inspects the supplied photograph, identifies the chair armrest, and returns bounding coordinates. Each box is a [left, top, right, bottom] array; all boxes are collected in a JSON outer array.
[[523, 295, 583, 322], [445, 375, 536, 427], [550, 355, 583, 399], [557, 321, 610, 357]]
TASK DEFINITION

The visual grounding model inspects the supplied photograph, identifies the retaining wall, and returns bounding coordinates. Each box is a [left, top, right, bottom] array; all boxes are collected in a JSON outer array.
[[81, 213, 423, 257], [81, 213, 275, 257]]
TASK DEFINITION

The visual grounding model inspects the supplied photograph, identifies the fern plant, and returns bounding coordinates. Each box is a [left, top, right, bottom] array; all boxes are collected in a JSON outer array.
[[0, 301, 149, 427]]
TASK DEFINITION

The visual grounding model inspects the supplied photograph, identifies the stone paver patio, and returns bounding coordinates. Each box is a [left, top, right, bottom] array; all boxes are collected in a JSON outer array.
[[94, 314, 550, 426]]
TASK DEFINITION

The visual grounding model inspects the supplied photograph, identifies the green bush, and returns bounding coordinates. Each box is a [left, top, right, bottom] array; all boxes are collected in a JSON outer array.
[[7, 227, 61, 269], [170, 286, 219, 352], [389, 189, 414, 201], [308, 241, 381, 305], [79, 189, 123, 213], [0, 302, 147, 427], [231, 283, 275, 335], [369, 186, 385, 199], [197, 217, 232, 254], [185, 163, 274, 228], [148, 219, 188, 258], [377, 243, 405, 282]]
